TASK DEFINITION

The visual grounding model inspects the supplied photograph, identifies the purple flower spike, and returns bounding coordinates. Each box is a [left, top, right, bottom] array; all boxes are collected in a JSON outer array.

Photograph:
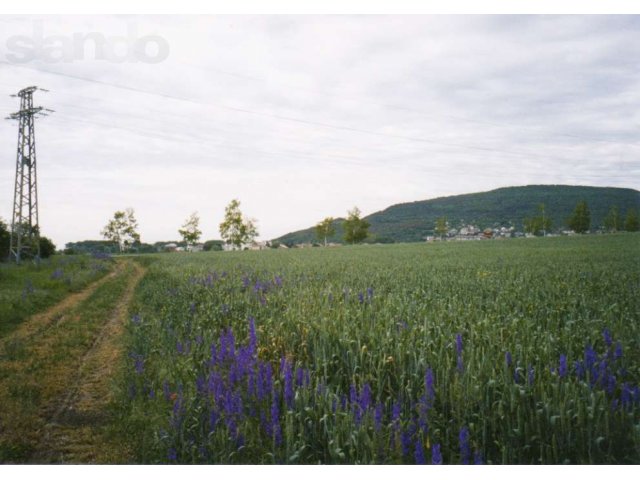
[[527, 364, 535, 386], [414, 438, 426, 464], [425, 368, 435, 403], [614, 342, 623, 360], [284, 360, 294, 409], [559, 354, 568, 378], [505, 351, 512, 368], [168, 448, 177, 462], [455, 333, 463, 354], [431, 444, 443, 465], [374, 402, 383, 431], [459, 426, 471, 464]]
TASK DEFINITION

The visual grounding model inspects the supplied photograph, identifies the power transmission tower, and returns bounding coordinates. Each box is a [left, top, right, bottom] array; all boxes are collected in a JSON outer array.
[[5, 86, 53, 264]]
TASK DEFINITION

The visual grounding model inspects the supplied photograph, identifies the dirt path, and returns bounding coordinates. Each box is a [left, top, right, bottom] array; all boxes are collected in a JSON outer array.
[[28, 260, 146, 464]]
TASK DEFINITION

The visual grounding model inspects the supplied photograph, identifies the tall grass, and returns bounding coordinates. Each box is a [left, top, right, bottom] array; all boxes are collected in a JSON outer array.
[[117, 235, 640, 464]]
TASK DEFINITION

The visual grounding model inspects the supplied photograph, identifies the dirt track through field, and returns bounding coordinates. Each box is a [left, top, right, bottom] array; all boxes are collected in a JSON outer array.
[[0, 259, 145, 464], [29, 260, 146, 464], [0, 264, 121, 350]]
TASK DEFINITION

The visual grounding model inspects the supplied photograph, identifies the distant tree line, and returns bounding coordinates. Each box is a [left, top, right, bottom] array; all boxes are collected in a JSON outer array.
[[522, 201, 639, 235]]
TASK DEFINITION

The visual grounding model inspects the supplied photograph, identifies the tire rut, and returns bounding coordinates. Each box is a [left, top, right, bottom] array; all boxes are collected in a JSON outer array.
[[28, 261, 146, 464]]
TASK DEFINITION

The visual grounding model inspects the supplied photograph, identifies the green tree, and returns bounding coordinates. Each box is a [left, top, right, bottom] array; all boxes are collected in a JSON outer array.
[[523, 204, 552, 236], [603, 206, 621, 232], [434, 216, 448, 239], [219, 199, 259, 249], [38, 236, 56, 258], [101, 208, 140, 253], [624, 208, 640, 232], [568, 200, 591, 234], [343, 207, 370, 244], [178, 212, 202, 249], [315, 217, 335, 246]]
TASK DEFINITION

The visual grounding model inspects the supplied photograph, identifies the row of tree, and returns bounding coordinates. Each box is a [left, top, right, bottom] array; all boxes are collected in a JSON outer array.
[[432, 201, 640, 239], [315, 207, 371, 245], [524, 201, 639, 235], [102, 202, 374, 253], [101, 199, 261, 253]]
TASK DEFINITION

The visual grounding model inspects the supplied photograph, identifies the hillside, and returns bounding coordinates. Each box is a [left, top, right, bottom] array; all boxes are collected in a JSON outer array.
[[274, 185, 640, 244]]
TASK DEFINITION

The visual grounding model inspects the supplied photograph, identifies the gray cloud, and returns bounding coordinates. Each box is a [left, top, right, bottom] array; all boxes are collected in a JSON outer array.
[[0, 15, 638, 247]]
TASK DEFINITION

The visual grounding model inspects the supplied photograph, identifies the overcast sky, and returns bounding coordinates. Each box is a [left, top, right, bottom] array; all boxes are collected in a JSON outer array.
[[0, 15, 638, 247]]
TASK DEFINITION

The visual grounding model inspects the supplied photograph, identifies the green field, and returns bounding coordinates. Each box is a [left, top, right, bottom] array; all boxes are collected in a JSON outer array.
[[112, 235, 639, 464]]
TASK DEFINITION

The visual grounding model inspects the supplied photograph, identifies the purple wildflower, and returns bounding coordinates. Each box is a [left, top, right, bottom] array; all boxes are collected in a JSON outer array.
[[51, 268, 64, 280], [209, 409, 218, 432], [474, 450, 484, 465], [374, 402, 383, 431], [527, 364, 535, 386], [431, 444, 443, 465], [248, 317, 257, 355], [425, 368, 435, 403], [350, 383, 358, 404], [455, 333, 463, 354], [614, 342, 623, 360], [196, 375, 206, 395], [360, 383, 373, 412], [559, 354, 568, 378], [168, 448, 177, 462], [358, 292, 364, 304], [620, 383, 636, 409], [270, 391, 282, 445], [163, 381, 171, 401], [414, 438, 426, 464], [283, 360, 294, 409], [400, 429, 412, 457], [392, 401, 402, 425], [603, 329, 613, 347], [505, 351, 512, 368], [459, 426, 471, 464], [367, 287, 374, 299], [584, 345, 598, 373], [134, 355, 144, 375]]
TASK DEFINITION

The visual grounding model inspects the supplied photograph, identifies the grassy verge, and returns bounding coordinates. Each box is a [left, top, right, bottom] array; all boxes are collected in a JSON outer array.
[[0, 255, 114, 337]]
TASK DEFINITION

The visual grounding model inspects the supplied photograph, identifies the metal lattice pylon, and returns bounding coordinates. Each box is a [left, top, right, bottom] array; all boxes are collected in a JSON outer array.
[[5, 86, 53, 264]]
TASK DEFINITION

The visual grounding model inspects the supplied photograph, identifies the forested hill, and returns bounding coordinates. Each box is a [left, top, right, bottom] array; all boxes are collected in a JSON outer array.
[[273, 185, 640, 245]]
